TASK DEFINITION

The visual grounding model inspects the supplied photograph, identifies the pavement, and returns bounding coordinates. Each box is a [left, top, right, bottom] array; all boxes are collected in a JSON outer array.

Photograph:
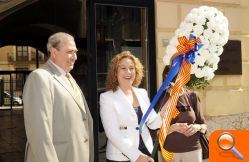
[[0, 108, 209, 162]]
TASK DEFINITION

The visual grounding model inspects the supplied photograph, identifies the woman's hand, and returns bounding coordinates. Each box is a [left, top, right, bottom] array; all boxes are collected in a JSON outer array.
[[169, 123, 189, 134], [170, 123, 206, 136], [135, 154, 154, 162], [183, 124, 201, 137]]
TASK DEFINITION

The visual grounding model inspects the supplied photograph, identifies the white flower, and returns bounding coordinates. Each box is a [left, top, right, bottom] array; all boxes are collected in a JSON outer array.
[[217, 47, 224, 56], [203, 28, 213, 38], [212, 64, 218, 71], [169, 36, 179, 46], [193, 25, 204, 35], [195, 68, 205, 78], [209, 44, 218, 54], [203, 66, 215, 80], [195, 55, 206, 67], [163, 6, 229, 88], [163, 53, 172, 65], [191, 63, 198, 74], [209, 32, 220, 44], [207, 54, 220, 65]]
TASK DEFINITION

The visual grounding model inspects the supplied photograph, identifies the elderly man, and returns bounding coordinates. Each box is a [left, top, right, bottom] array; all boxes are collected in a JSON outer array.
[[23, 32, 94, 162]]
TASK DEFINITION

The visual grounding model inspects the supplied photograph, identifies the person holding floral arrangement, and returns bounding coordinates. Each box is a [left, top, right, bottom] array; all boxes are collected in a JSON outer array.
[[156, 65, 207, 162], [155, 5, 229, 162]]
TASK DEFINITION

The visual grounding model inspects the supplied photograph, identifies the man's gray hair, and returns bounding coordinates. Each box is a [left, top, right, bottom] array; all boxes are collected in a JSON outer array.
[[47, 32, 75, 54]]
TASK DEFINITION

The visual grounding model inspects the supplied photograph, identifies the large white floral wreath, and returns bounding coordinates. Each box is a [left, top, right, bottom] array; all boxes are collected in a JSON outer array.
[[163, 6, 229, 89]]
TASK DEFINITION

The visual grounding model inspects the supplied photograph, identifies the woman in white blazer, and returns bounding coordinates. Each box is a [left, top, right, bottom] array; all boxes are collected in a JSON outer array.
[[100, 51, 162, 162]]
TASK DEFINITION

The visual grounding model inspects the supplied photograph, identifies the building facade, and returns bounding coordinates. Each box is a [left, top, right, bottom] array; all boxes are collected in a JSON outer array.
[[1, 0, 249, 161]]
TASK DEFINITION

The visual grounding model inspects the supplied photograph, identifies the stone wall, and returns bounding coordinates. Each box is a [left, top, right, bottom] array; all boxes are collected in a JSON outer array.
[[205, 112, 249, 137], [155, 0, 249, 117]]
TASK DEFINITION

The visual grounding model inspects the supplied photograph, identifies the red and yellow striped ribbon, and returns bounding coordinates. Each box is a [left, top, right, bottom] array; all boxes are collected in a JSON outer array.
[[159, 36, 200, 162], [170, 36, 201, 64]]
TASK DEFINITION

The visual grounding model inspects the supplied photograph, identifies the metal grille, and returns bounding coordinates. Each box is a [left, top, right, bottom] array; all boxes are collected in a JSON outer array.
[[0, 72, 30, 109]]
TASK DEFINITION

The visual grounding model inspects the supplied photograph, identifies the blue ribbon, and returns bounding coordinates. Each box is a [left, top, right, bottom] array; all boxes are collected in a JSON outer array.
[[139, 34, 203, 134]]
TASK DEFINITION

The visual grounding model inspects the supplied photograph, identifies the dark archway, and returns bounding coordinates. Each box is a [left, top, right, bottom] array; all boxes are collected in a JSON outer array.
[[0, 24, 70, 53], [0, 1, 89, 161], [0, 0, 88, 94], [0, 1, 157, 162], [0, 0, 87, 51]]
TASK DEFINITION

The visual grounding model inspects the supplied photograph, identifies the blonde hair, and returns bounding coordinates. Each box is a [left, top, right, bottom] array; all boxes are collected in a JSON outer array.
[[106, 51, 144, 91]]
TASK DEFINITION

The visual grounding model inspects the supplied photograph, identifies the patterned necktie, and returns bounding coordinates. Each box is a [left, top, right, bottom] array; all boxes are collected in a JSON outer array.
[[66, 73, 86, 113], [66, 73, 82, 102]]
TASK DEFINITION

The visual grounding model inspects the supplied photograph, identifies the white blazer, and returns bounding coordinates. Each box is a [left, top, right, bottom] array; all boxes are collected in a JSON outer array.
[[100, 87, 162, 162]]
